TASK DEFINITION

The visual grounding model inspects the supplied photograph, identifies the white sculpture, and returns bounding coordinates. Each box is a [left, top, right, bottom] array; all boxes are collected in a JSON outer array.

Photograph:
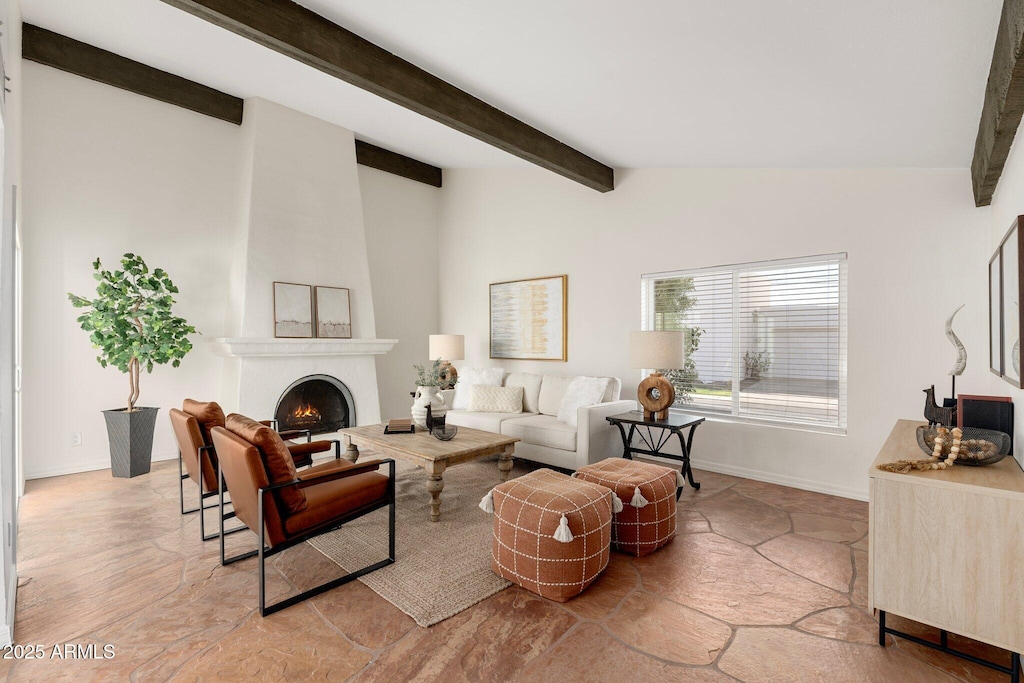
[[946, 304, 966, 376]]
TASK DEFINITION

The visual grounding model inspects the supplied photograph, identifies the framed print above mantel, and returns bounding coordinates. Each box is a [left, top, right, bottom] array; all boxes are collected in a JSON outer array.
[[990, 215, 1024, 388], [314, 286, 352, 339], [273, 282, 313, 339], [490, 275, 568, 361]]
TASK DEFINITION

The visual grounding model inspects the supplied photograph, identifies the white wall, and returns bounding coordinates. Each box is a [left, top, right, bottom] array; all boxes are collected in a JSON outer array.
[[986, 119, 1024, 467], [20, 65, 439, 478], [438, 168, 991, 500], [21, 63, 241, 479], [361, 165, 441, 422], [0, 0, 22, 645]]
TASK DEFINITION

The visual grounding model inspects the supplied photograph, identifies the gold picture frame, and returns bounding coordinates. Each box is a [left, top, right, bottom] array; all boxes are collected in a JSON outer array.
[[489, 275, 567, 361]]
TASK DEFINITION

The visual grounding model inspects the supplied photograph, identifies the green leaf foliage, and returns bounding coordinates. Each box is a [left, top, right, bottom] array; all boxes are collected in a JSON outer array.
[[414, 359, 445, 387], [67, 253, 197, 389]]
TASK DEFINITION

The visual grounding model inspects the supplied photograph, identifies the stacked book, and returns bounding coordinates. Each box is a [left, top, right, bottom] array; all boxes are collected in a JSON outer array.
[[384, 418, 415, 434]]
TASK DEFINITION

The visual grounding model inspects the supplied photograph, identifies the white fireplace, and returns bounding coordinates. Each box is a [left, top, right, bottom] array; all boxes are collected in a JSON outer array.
[[212, 98, 396, 425], [209, 338, 395, 427]]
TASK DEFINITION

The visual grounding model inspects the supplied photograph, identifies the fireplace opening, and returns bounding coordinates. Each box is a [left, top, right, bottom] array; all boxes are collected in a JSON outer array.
[[274, 375, 355, 435]]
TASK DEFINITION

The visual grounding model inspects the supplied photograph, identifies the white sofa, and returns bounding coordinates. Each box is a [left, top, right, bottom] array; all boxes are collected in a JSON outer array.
[[441, 372, 634, 471]]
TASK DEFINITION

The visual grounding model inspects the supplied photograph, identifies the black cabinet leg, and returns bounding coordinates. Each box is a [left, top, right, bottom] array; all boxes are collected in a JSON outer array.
[[878, 610, 886, 647]]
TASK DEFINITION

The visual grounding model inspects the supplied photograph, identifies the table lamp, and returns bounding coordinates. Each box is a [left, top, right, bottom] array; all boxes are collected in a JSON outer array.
[[429, 334, 465, 390], [630, 330, 685, 420]]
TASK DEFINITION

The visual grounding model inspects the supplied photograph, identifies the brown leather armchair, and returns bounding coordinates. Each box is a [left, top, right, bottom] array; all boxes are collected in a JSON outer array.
[[170, 399, 342, 542], [211, 414, 395, 616]]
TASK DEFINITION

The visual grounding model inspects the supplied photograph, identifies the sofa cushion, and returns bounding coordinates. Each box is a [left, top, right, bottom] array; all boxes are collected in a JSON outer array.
[[446, 410, 532, 433], [451, 367, 506, 410], [538, 375, 574, 416], [500, 414, 577, 452], [285, 463, 390, 536], [468, 385, 524, 413], [602, 377, 622, 403], [182, 399, 226, 448], [225, 413, 306, 514], [506, 372, 543, 414], [557, 377, 611, 427]]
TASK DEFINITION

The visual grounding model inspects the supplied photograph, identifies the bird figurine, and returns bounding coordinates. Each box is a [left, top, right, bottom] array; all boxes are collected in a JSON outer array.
[[923, 385, 956, 427]]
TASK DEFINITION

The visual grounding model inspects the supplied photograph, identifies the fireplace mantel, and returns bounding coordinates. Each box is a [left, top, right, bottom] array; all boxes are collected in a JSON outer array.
[[209, 338, 398, 358]]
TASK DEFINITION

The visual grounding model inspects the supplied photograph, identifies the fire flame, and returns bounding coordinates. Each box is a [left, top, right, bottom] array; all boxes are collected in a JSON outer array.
[[292, 404, 321, 420]]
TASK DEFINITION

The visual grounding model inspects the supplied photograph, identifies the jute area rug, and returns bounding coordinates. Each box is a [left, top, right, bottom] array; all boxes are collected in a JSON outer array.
[[308, 455, 535, 627]]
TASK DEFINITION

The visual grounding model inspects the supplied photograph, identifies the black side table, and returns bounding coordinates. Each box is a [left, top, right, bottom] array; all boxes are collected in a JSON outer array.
[[606, 411, 705, 499]]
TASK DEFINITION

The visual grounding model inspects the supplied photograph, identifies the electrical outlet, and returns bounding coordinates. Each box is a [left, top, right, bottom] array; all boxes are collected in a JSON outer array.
[[70, 432, 82, 447]]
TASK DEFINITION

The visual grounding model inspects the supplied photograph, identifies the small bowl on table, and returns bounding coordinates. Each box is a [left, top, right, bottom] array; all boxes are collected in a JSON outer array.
[[431, 425, 458, 441]]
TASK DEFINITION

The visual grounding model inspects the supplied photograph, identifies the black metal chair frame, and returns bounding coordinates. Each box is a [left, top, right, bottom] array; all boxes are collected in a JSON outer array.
[[178, 425, 315, 514], [178, 427, 333, 542], [219, 459, 396, 617], [178, 445, 248, 542]]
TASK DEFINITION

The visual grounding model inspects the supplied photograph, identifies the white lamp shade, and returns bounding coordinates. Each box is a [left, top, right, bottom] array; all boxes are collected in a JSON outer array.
[[429, 334, 465, 361], [630, 331, 685, 369]]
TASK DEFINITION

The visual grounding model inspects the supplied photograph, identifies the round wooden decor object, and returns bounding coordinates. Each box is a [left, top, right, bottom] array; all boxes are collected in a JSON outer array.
[[438, 362, 459, 390], [638, 372, 674, 416]]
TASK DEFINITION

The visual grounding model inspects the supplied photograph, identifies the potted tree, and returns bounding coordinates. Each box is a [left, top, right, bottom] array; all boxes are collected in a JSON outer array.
[[68, 253, 196, 478]]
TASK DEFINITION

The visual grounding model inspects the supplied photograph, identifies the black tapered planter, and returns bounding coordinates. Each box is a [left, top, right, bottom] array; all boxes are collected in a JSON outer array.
[[102, 407, 159, 478]]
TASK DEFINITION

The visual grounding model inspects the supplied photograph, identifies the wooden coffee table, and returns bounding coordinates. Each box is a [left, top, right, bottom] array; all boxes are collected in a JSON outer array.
[[340, 424, 518, 522]]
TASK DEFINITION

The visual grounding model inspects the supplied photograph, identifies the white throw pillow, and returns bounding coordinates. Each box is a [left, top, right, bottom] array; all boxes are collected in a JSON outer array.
[[468, 385, 524, 413], [557, 376, 610, 427], [451, 367, 506, 410]]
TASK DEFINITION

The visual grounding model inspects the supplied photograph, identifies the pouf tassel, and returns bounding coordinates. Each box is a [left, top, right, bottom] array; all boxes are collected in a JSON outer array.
[[611, 491, 624, 513], [554, 514, 574, 543], [676, 471, 685, 488], [479, 489, 494, 514], [630, 486, 649, 508]]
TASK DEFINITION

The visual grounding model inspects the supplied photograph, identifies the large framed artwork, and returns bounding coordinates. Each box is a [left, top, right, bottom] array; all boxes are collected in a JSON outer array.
[[314, 286, 352, 339], [990, 216, 1024, 388], [273, 282, 313, 338], [489, 275, 567, 361]]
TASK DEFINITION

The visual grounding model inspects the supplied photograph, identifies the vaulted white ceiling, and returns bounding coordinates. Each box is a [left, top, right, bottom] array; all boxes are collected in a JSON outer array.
[[22, 0, 1003, 170]]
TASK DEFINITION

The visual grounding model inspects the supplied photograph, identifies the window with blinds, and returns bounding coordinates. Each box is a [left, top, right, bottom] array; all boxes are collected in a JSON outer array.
[[641, 253, 848, 433]]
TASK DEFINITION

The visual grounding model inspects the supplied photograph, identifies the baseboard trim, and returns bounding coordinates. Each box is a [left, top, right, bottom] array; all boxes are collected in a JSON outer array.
[[2, 565, 15, 647], [25, 452, 177, 481], [640, 453, 869, 502]]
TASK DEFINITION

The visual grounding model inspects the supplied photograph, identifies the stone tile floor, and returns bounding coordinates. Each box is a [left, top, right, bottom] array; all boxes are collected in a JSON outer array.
[[5, 457, 1018, 681]]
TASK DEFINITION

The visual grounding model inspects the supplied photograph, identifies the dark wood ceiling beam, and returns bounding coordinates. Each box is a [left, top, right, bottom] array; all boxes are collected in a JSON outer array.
[[22, 25, 442, 187], [355, 141, 442, 188], [157, 0, 614, 192], [22, 23, 244, 125], [972, 0, 1024, 207]]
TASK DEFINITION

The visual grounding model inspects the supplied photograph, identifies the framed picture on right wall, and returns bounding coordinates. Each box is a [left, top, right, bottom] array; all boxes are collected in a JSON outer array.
[[990, 215, 1023, 387]]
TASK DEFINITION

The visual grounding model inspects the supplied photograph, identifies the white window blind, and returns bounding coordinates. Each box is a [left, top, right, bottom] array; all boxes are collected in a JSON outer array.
[[641, 253, 848, 434]]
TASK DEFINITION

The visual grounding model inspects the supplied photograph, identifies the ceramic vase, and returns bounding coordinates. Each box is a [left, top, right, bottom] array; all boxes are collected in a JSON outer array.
[[412, 386, 446, 428]]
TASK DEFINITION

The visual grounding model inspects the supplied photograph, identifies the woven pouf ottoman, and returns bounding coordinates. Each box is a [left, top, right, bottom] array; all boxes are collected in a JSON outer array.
[[479, 468, 613, 602], [575, 458, 679, 557]]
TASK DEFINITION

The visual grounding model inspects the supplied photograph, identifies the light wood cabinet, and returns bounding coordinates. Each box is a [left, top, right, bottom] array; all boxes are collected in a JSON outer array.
[[869, 420, 1024, 656]]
